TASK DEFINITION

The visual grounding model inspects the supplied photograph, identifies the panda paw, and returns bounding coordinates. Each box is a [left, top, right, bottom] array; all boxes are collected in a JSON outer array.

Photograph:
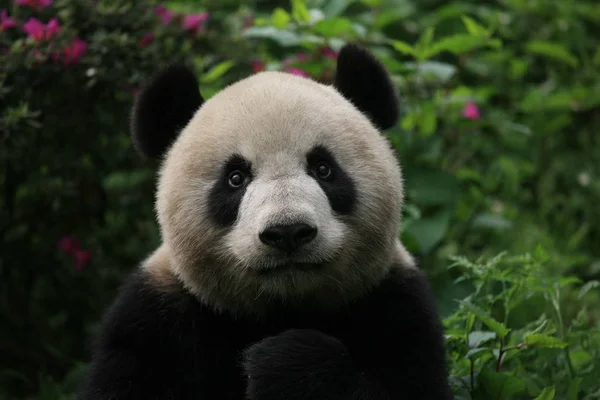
[[242, 329, 356, 400]]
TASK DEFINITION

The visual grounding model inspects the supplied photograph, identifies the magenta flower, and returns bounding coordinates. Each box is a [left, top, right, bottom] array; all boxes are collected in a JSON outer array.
[[58, 235, 80, 254], [462, 101, 480, 120], [182, 12, 209, 33], [284, 67, 309, 78], [321, 47, 338, 60], [73, 249, 92, 271], [22, 17, 45, 40], [61, 37, 87, 65], [154, 5, 174, 25], [44, 17, 60, 38], [15, 0, 52, 8], [296, 52, 310, 62], [22, 17, 60, 41], [0, 10, 16, 31], [138, 32, 154, 47], [251, 60, 265, 73]]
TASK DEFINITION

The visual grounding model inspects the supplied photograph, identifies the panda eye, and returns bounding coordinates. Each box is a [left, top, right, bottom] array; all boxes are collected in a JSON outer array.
[[315, 162, 332, 180], [227, 171, 246, 188]]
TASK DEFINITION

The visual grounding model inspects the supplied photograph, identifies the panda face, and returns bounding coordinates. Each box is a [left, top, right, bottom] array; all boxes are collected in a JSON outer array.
[[135, 45, 414, 314], [219, 144, 351, 275]]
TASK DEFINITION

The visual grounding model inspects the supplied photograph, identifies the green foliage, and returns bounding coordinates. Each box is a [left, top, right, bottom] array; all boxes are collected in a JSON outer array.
[[445, 251, 600, 398], [1, 0, 599, 398]]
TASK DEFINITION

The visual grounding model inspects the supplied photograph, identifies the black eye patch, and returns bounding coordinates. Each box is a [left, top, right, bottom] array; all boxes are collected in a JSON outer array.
[[306, 145, 356, 215], [207, 154, 252, 227]]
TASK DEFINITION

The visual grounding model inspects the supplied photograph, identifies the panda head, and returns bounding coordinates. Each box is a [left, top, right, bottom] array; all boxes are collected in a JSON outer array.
[[133, 44, 415, 316]]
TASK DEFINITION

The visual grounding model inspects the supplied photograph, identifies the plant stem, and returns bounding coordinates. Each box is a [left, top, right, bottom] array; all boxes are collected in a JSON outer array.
[[496, 337, 504, 372], [554, 298, 576, 378], [470, 357, 475, 399]]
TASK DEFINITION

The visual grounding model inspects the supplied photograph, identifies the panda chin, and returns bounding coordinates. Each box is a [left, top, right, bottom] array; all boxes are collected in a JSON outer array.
[[256, 261, 325, 276]]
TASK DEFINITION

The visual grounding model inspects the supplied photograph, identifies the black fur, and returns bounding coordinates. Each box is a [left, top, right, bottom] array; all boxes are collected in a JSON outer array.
[[334, 44, 400, 131], [131, 65, 204, 159], [208, 154, 253, 227], [306, 145, 356, 215], [76, 267, 452, 399]]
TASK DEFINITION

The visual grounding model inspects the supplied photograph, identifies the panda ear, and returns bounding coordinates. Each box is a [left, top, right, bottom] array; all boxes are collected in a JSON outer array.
[[131, 64, 204, 160], [333, 44, 399, 130]]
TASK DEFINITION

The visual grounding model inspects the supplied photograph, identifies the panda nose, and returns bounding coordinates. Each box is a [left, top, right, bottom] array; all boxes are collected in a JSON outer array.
[[259, 223, 318, 252]]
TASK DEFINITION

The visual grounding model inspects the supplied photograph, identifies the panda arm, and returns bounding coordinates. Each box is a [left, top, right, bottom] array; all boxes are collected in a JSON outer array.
[[76, 271, 210, 400], [242, 268, 452, 400]]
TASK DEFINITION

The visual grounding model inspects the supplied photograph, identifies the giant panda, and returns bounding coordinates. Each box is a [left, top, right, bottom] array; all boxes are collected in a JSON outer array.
[[76, 43, 452, 400]]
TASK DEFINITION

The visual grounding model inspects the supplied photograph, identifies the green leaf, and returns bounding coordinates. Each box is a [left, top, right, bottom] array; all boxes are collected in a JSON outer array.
[[460, 301, 510, 338], [322, 0, 353, 17], [404, 169, 460, 206], [311, 17, 354, 37], [419, 102, 437, 137], [271, 8, 291, 29], [199, 60, 235, 84], [475, 368, 526, 400], [593, 47, 600, 66], [419, 26, 435, 49], [291, 0, 311, 23], [524, 333, 568, 349], [526, 40, 579, 67], [423, 34, 501, 59], [461, 15, 489, 36], [578, 280, 599, 299], [414, 27, 435, 59], [472, 214, 513, 231], [468, 331, 497, 348], [243, 27, 301, 46], [405, 209, 451, 254], [567, 377, 582, 400], [465, 347, 494, 361], [403, 61, 457, 82], [534, 387, 556, 400], [401, 110, 417, 131], [392, 40, 416, 56]]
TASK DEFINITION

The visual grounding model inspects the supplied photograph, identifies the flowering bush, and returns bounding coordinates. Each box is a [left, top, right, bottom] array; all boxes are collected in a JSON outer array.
[[1, 0, 599, 398]]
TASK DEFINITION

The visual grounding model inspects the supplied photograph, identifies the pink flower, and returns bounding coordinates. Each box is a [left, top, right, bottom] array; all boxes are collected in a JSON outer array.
[[15, 0, 52, 8], [58, 235, 80, 254], [130, 86, 140, 97], [22, 17, 60, 41], [462, 101, 480, 120], [296, 52, 310, 62], [23, 17, 45, 40], [73, 249, 92, 271], [45, 17, 60, 38], [138, 32, 154, 47], [284, 67, 309, 78], [0, 10, 16, 31], [61, 37, 87, 65], [251, 60, 265, 73], [154, 5, 174, 25], [321, 47, 338, 60], [182, 12, 209, 33]]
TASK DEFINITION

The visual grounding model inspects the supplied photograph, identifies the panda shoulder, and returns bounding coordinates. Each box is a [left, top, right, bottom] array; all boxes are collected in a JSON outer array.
[[373, 261, 439, 318], [92, 246, 202, 349]]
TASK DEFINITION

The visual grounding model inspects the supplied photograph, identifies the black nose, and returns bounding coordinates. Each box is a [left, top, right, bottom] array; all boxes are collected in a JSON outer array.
[[259, 223, 318, 252]]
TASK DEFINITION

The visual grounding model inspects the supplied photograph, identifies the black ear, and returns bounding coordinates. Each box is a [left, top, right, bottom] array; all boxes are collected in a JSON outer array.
[[333, 44, 399, 130], [131, 65, 204, 160]]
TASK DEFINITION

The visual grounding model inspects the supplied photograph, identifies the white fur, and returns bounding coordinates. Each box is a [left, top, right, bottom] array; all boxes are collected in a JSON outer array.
[[154, 71, 415, 317]]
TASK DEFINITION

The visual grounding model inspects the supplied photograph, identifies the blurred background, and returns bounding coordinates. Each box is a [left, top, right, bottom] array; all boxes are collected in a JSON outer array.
[[1, 0, 599, 399]]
